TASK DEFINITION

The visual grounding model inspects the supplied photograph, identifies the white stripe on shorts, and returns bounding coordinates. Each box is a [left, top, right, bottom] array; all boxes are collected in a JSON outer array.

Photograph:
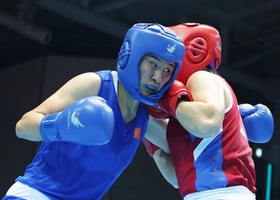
[[6, 181, 51, 200], [183, 185, 256, 200]]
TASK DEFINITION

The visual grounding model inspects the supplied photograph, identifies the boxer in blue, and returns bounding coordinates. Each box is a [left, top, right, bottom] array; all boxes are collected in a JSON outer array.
[[3, 23, 186, 200]]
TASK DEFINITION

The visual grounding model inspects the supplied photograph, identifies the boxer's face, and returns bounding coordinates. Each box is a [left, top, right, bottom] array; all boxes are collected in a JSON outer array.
[[139, 54, 175, 96]]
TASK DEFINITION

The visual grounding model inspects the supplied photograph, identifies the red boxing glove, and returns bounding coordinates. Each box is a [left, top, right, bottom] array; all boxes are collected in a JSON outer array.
[[158, 80, 193, 118], [145, 104, 171, 120], [142, 137, 160, 157]]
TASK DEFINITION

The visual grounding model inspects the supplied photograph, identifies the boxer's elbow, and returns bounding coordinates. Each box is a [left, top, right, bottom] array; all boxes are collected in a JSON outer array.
[[15, 112, 43, 141], [189, 117, 223, 138], [201, 119, 222, 138]]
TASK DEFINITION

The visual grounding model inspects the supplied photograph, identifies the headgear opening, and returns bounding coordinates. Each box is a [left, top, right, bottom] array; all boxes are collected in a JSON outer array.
[[117, 23, 185, 106], [169, 23, 222, 84]]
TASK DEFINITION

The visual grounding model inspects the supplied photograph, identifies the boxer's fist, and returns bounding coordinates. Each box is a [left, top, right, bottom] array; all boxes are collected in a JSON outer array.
[[142, 137, 160, 157], [239, 103, 274, 143], [158, 80, 193, 118], [40, 96, 114, 145], [145, 104, 170, 120]]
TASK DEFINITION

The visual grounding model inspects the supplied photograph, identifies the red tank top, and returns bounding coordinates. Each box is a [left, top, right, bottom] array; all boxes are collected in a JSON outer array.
[[167, 77, 256, 197]]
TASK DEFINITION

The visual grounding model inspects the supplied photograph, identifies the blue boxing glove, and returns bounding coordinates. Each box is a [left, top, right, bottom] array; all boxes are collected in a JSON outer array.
[[239, 103, 274, 143], [40, 96, 114, 145]]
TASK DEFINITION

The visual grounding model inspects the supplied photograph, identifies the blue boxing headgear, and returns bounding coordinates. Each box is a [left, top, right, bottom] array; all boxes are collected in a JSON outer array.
[[117, 23, 185, 106]]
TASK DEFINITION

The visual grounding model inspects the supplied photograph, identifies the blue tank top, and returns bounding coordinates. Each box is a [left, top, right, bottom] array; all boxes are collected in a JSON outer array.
[[16, 70, 149, 200]]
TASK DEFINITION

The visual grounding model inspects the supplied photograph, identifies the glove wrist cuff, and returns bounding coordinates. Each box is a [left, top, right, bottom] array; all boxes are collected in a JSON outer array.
[[39, 113, 60, 142]]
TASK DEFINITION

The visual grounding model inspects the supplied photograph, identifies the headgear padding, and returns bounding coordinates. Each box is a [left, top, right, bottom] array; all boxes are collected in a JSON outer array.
[[117, 23, 185, 106], [169, 23, 222, 84]]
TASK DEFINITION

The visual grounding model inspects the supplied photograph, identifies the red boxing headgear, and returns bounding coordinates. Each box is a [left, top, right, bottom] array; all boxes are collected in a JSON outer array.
[[169, 23, 222, 84]]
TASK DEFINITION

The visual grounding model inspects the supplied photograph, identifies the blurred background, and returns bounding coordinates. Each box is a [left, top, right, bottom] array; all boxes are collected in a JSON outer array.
[[0, 0, 280, 199]]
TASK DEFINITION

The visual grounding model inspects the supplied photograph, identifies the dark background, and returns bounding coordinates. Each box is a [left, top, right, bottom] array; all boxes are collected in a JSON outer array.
[[0, 0, 280, 199]]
